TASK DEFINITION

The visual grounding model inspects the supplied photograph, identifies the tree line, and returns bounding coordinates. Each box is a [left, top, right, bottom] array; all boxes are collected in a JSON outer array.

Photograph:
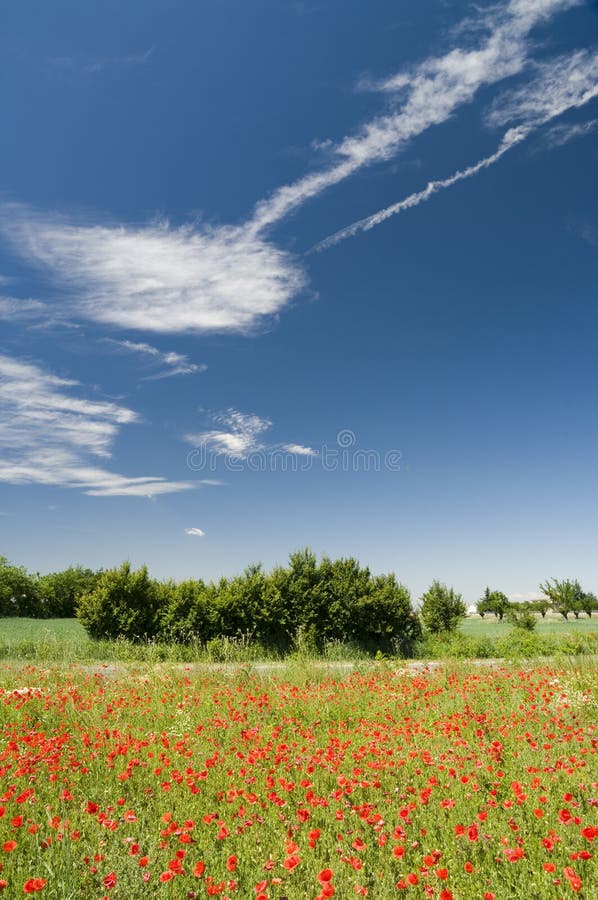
[[477, 580, 597, 622], [0, 553, 595, 654]]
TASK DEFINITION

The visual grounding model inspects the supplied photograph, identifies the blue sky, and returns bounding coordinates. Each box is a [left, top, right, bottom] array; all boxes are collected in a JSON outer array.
[[1, 0, 597, 605]]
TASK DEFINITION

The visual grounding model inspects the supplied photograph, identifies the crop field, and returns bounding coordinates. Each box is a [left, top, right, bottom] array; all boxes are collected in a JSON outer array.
[[0, 615, 595, 661], [459, 617, 597, 637], [0, 619, 87, 646], [0, 660, 595, 898]]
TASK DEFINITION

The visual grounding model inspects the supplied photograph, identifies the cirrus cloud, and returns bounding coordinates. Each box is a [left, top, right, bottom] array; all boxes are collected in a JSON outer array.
[[0, 209, 307, 335], [0, 353, 196, 497]]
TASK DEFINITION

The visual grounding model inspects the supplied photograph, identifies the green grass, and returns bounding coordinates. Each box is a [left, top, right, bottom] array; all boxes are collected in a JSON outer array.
[[0, 616, 596, 665], [460, 613, 597, 636], [0, 617, 88, 644]]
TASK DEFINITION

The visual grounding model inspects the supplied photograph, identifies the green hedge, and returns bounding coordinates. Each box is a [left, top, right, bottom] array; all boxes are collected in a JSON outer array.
[[76, 550, 422, 656]]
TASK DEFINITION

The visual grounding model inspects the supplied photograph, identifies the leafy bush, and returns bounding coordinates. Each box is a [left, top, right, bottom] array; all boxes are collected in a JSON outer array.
[[75, 550, 422, 657], [76, 562, 160, 641], [37, 566, 100, 618], [420, 581, 466, 634], [0, 556, 40, 617]]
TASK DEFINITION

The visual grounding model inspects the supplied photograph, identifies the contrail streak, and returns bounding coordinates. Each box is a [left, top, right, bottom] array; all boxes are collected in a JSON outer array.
[[311, 127, 528, 252]]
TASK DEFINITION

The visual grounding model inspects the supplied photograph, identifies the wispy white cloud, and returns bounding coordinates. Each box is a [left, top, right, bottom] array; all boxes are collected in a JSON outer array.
[[537, 117, 597, 149], [0, 295, 83, 331], [315, 46, 598, 249], [0, 295, 51, 322], [279, 443, 318, 456], [249, 0, 582, 232], [0, 354, 195, 497], [0, 0, 585, 339], [50, 47, 154, 74], [186, 409, 315, 459], [188, 409, 272, 457], [0, 210, 306, 335], [104, 338, 207, 379], [487, 48, 598, 128], [185, 527, 206, 537], [314, 126, 528, 250]]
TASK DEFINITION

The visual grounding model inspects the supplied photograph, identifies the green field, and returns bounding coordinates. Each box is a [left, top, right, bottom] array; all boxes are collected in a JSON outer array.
[[460, 613, 596, 636], [0, 616, 88, 644], [0, 616, 596, 664]]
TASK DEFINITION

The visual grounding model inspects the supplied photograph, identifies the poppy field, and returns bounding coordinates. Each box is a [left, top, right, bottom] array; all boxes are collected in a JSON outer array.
[[0, 661, 595, 899]]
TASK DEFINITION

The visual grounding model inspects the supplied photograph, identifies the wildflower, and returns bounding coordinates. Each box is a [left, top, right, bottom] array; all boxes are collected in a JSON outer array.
[[23, 880, 47, 894], [317, 869, 333, 883], [282, 855, 300, 871], [102, 872, 117, 889]]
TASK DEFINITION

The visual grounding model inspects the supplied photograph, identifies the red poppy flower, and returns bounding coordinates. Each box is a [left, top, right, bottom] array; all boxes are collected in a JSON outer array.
[[318, 869, 333, 883], [23, 880, 47, 894], [102, 872, 117, 889]]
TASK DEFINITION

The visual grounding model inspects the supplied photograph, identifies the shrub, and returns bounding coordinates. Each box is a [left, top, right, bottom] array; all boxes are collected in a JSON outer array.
[[0, 556, 40, 617], [159, 579, 216, 643], [37, 566, 100, 618], [76, 562, 160, 641], [420, 581, 466, 634]]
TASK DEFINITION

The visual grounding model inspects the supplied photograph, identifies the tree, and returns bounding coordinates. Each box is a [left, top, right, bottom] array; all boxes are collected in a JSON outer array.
[[578, 591, 597, 618], [158, 578, 215, 643], [76, 562, 160, 640], [531, 598, 550, 618], [476, 587, 491, 618], [37, 566, 100, 618], [478, 587, 510, 620], [539, 578, 581, 621], [420, 581, 466, 634], [351, 573, 421, 656], [0, 556, 40, 617]]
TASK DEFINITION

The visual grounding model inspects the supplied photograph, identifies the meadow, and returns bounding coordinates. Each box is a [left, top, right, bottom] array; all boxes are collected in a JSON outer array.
[[0, 657, 595, 898], [459, 616, 597, 637], [0, 616, 596, 666]]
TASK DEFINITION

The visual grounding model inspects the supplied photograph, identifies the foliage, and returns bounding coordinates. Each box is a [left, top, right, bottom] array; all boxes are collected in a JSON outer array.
[[572, 590, 597, 619], [0, 555, 39, 617], [477, 586, 511, 620], [539, 577, 583, 620], [37, 565, 100, 617], [1, 554, 596, 661], [420, 580, 466, 633], [531, 597, 550, 617], [73, 549, 422, 656], [506, 603, 537, 631], [76, 562, 160, 640]]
